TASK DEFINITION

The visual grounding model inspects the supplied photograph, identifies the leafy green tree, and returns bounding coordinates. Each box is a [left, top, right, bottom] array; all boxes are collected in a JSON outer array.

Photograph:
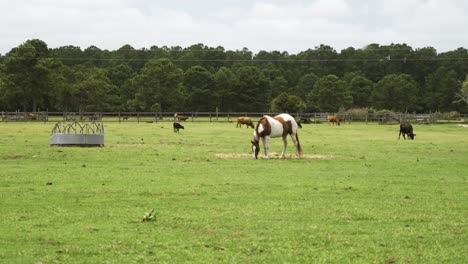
[[359, 44, 388, 82], [54, 66, 118, 112], [270, 76, 289, 99], [295, 45, 340, 77], [293, 73, 319, 100], [107, 64, 134, 111], [3, 39, 468, 113], [1, 39, 62, 112], [0, 63, 16, 110], [371, 74, 419, 112], [183, 65, 216, 111], [261, 63, 288, 98], [54, 66, 82, 112], [271, 92, 306, 113], [214, 67, 238, 111], [307, 75, 352, 112], [224, 48, 253, 68], [405, 47, 439, 85], [424, 66, 459, 112], [83, 46, 112, 68], [129, 59, 184, 112], [234, 66, 270, 112], [340, 47, 366, 74], [112, 44, 147, 71], [380, 43, 413, 75], [438, 48, 468, 81], [51, 45, 84, 67], [80, 68, 119, 112], [348, 75, 374, 108]]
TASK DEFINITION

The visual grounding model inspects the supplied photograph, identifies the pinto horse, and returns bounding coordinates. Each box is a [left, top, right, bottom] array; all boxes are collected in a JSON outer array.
[[251, 113, 302, 159]]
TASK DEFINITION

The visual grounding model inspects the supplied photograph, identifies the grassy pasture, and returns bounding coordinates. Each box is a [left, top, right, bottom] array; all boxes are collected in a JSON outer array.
[[0, 121, 467, 263]]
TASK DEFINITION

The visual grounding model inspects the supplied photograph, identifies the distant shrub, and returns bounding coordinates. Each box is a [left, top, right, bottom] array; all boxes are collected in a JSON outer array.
[[449, 111, 460, 120], [375, 109, 395, 115], [347, 108, 369, 120]]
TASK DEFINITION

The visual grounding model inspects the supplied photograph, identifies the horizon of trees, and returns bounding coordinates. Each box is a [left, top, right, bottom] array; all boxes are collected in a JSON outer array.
[[1, 39, 467, 114]]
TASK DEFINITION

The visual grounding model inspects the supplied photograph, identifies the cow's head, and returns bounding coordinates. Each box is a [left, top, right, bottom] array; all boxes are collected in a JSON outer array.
[[409, 133, 416, 140]]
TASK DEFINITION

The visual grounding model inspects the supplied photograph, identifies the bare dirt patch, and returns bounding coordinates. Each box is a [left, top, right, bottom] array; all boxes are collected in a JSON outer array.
[[215, 153, 335, 159]]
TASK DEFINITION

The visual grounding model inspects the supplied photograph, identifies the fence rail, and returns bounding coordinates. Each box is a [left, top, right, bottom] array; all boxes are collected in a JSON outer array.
[[1, 111, 467, 124]]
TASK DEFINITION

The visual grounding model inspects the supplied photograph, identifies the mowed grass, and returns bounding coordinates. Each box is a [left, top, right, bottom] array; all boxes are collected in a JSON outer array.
[[0, 121, 466, 263]]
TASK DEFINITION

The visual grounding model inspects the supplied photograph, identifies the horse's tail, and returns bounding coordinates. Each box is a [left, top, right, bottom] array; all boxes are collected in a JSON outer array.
[[296, 132, 302, 156]]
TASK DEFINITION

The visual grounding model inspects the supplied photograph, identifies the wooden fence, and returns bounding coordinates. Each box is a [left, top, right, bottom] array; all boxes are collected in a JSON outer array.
[[1, 111, 467, 124]]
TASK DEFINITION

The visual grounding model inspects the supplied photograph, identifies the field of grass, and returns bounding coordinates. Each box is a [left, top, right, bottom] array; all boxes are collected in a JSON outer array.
[[0, 121, 467, 263]]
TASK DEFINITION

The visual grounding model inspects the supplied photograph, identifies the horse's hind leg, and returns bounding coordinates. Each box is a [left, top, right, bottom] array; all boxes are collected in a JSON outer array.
[[290, 133, 300, 157], [280, 136, 287, 158], [263, 137, 270, 159]]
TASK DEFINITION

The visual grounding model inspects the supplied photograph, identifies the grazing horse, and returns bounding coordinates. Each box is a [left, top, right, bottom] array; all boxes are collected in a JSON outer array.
[[236, 117, 254, 128], [251, 113, 302, 159], [327, 115, 340, 126]]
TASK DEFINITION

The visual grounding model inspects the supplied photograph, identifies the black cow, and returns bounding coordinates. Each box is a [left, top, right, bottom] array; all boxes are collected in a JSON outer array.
[[173, 122, 184, 132], [399, 122, 416, 140]]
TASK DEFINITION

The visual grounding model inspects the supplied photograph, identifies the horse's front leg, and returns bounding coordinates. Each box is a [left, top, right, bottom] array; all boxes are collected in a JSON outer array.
[[262, 137, 270, 159], [280, 136, 287, 158]]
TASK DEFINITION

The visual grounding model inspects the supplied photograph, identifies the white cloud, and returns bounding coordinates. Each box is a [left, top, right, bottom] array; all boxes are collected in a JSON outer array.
[[0, 0, 466, 54]]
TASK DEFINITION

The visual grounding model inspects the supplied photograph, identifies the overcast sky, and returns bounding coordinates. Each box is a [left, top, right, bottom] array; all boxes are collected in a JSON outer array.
[[1, 0, 467, 55]]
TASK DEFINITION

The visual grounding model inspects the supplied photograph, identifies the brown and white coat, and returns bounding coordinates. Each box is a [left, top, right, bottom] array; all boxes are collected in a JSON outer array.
[[251, 113, 302, 159]]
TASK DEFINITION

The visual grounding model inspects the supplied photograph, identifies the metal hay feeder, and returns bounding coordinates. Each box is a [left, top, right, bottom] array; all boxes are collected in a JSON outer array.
[[50, 121, 104, 147]]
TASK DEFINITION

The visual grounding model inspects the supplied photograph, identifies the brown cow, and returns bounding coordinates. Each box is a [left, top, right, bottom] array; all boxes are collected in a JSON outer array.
[[26, 113, 37, 120], [327, 115, 340, 126], [175, 114, 189, 121], [236, 117, 254, 128]]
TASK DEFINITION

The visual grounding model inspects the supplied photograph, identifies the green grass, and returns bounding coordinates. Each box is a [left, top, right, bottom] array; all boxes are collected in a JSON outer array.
[[0, 121, 467, 263]]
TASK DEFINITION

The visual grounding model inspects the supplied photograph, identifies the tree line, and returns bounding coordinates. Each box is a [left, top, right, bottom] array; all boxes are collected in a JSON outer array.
[[1, 39, 467, 114]]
